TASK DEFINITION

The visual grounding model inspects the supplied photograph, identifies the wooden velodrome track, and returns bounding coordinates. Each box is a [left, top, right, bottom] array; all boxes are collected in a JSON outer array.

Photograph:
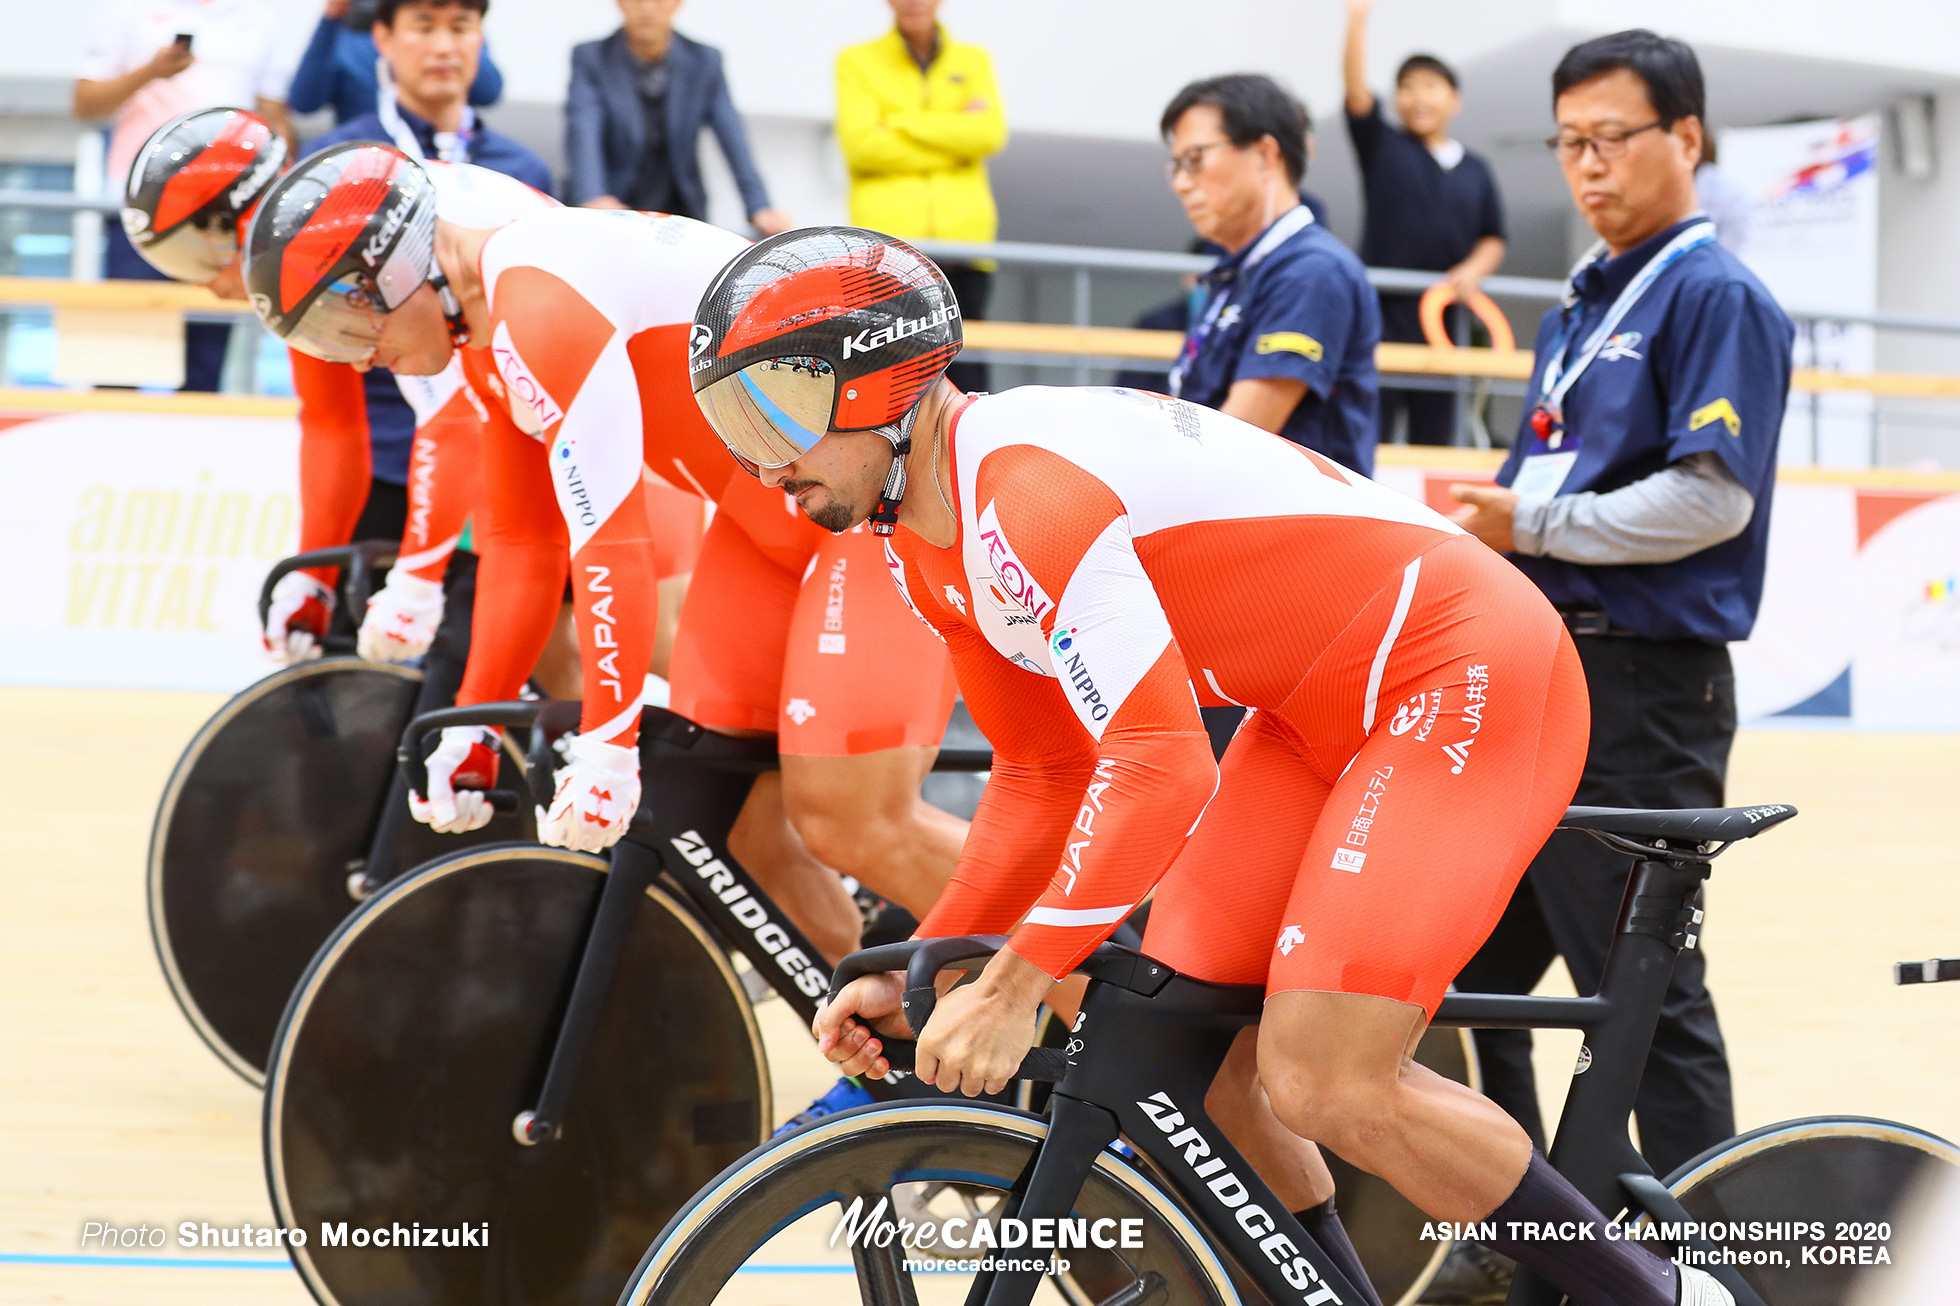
[[2, 683, 1957, 1305]]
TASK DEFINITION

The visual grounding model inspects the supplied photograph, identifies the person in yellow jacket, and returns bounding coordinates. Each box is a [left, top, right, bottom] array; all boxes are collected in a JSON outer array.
[[836, 0, 1006, 389]]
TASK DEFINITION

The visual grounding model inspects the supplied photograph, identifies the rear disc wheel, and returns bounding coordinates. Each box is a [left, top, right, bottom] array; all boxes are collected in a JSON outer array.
[[265, 842, 769, 1306], [148, 658, 533, 1083], [1638, 1115, 1960, 1305]]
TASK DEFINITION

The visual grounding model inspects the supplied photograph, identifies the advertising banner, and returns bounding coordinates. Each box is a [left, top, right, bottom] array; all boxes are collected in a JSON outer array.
[[2, 408, 1957, 729], [1374, 459, 1960, 731], [1718, 116, 1881, 468], [0, 407, 298, 692]]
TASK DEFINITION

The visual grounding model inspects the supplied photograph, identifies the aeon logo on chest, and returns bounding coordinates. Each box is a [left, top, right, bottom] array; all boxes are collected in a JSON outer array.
[[490, 321, 564, 431], [976, 500, 1052, 622]]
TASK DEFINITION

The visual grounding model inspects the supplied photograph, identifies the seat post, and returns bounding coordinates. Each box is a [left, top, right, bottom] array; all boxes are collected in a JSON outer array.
[[1541, 853, 1707, 1210]]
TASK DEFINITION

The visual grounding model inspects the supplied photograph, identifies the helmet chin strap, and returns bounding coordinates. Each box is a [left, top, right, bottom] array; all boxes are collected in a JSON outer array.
[[868, 409, 919, 537], [429, 272, 471, 347]]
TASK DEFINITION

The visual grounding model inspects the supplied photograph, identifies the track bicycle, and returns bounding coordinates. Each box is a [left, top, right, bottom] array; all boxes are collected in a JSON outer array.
[[147, 541, 533, 1083], [261, 699, 1000, 1306], [618, 801, 1960, 1306]]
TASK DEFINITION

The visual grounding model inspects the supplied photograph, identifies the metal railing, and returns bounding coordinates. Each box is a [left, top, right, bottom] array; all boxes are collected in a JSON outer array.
[[6, 191, 1960, 460], [5, 189, 1958, 337]]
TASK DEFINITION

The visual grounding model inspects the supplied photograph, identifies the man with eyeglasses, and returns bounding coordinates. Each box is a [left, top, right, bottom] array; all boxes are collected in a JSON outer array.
[[1160, 74, 1381, 476], [1446, 30, 1793, 1265]]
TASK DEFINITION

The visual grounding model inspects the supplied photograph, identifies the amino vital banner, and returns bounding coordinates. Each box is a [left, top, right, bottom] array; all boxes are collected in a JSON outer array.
[[1718, 116, 1881, 468], [0, 408, 298, 692]]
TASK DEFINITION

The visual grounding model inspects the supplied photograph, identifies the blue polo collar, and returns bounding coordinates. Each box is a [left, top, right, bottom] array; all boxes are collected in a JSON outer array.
[[1205, 203, 1316, 287], [1574, 214, 1707, 305]]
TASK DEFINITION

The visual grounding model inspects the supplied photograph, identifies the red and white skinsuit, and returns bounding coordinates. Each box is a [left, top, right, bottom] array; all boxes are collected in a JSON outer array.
[[431, 208, 954, 852], [885, 386, 1589, 1015]]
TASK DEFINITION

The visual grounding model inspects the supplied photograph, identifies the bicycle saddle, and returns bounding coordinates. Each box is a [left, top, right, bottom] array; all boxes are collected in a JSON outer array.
[[1559, 803, 1796, 846]]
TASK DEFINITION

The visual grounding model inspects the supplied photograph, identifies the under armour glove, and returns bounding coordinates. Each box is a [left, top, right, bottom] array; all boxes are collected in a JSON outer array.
[[537, 733, 640, 853], [357, 570, 446, 664], [408, 725, 501, 834], [263, 571, 334, 663]]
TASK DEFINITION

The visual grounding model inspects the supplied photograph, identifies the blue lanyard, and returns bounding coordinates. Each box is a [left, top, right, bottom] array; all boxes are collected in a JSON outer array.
[[1538, 219, 1716, 418], [1168, 205, 1315, 395]]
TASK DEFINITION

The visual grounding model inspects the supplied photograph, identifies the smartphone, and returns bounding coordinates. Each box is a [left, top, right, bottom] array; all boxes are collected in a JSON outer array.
[[173, 32, 193, 50]]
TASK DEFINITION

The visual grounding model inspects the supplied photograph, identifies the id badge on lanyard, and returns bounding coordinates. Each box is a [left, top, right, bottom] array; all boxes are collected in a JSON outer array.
[[1521, 219, 1717, 503], [1512, 448, 1579, 502]]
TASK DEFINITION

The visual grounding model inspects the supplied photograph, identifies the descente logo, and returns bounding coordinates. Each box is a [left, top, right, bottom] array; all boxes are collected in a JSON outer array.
[[1136, 1091, 1345, 1305], [839, 302, 960, 360]]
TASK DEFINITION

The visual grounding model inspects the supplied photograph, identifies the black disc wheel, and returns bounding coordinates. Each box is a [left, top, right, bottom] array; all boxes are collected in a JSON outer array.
[[1320, 1026, 1475, 1304], [1633, 1116, 1960, 1304], [149, 658, 534, 1083], [266, 843, 770, 1306], [619, 1101, 1237, 1306]]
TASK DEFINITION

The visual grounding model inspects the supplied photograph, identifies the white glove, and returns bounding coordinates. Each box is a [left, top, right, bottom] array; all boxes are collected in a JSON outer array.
[[358, 570, 446, 664], [408, 726, 501, 834], [537, 733, 640, 853], [263, 571, 334, 663]]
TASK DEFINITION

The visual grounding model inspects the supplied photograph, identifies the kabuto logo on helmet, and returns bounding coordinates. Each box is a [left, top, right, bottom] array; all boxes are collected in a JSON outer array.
[[122, 107, 289, 284], [839, 301, 962, 361], [245, 143, 439, 364]]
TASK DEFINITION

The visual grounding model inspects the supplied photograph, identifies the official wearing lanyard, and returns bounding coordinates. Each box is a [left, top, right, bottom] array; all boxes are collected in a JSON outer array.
[[298, 0, 556, 505], [1159, 75, 1381, 476], [1447, 28, 1794, 1232]]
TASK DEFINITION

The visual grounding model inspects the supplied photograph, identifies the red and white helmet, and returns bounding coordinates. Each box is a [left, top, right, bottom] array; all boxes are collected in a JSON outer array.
[[241, 142, 440, 365], [121, 107, 288, 283], [689, 227, 962, 532]]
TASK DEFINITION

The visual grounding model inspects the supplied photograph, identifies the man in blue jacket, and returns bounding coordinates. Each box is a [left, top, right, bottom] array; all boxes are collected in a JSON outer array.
[[566, 0, 791, 233], [290, 0, 503, 125], [303, 0, 553, 523]]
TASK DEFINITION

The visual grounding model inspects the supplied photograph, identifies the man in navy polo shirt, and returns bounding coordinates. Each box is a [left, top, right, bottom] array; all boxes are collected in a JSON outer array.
[[1160, 74, 1381, 476], [1448, 27, 1792, 1219], [304, 0, 553, 531]]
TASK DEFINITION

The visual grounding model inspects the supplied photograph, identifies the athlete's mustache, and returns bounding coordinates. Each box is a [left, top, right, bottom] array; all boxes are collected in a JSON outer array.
[[779, 477, 828, 496]]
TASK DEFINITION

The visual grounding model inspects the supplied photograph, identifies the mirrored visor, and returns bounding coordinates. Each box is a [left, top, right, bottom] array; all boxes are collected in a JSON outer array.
[[125, 210, 238, 285], [274, 276, 386, 366], [694, 357, 838, 470]]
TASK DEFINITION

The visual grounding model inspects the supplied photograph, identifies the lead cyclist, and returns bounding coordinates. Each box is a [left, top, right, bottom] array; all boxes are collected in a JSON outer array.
[[686, 227, 1733, 1306]]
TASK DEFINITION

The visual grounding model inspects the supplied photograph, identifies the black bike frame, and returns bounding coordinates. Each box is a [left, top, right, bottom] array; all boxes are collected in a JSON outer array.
[[400, 701, 997, 1143], [837, 827, 1773, 1306], [258, 541, 485, 895]]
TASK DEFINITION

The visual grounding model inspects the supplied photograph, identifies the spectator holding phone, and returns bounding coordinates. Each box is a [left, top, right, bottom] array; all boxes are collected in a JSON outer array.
[[290, 0, 505, 125], [75, 0, 296, 391]]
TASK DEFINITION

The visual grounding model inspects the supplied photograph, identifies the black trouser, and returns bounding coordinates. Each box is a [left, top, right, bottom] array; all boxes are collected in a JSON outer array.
[[1377, 294, 1457, 447], [1454, 633, 1738, 1181], [941, 262, 992, 394]]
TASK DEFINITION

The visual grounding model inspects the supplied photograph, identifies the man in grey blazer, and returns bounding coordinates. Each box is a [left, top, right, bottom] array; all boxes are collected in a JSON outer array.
[[566, 0, 792, 232]]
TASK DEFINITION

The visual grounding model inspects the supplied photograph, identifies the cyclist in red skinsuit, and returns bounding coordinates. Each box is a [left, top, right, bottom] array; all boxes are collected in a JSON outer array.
[[447, 208, 960, 920], [119, 111, 646, 669], [242, 152, 962, 963], [689, 228, 1729, 1306]]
